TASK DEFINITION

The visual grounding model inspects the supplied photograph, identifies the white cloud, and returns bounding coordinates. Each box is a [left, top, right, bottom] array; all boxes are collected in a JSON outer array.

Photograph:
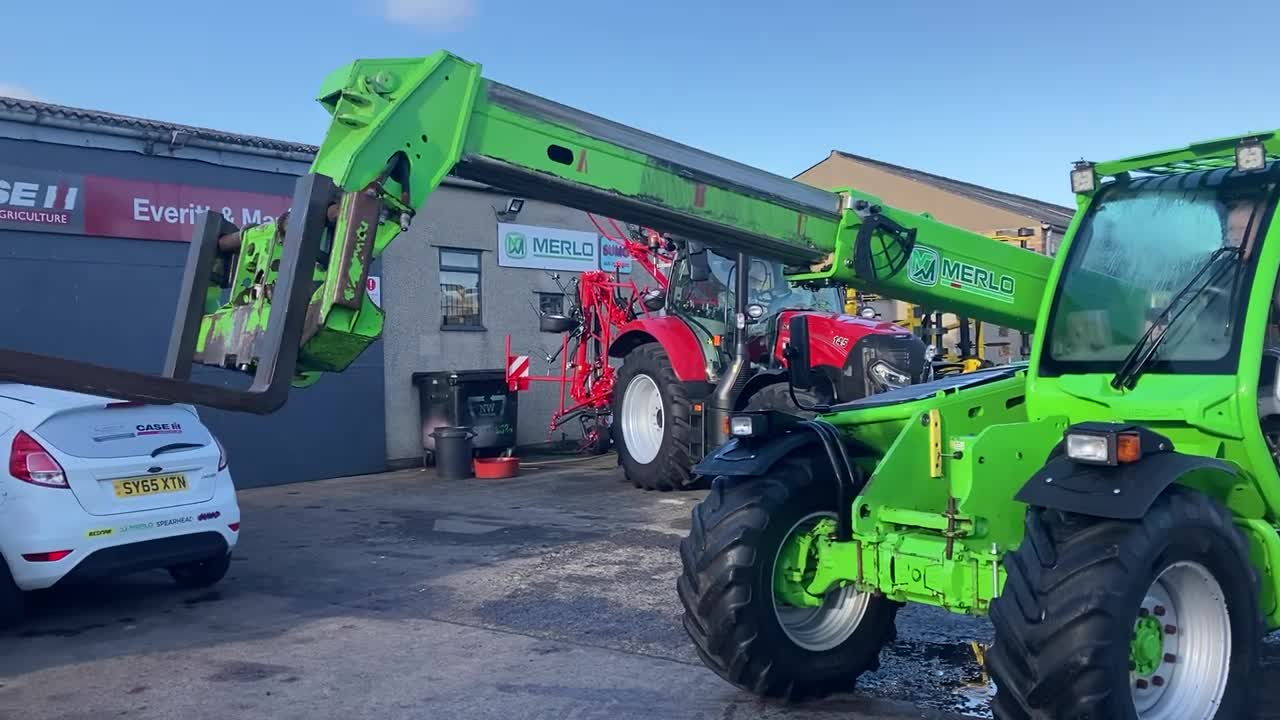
[[381, 0, 474, 30], [0, 83, 41, 102]]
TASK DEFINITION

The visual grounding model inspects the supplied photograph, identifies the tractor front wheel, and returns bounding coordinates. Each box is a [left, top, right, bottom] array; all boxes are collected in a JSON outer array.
[[614, 344, 695, 491], [988, 487, 1261, 719], [678, 455, 899, 701]]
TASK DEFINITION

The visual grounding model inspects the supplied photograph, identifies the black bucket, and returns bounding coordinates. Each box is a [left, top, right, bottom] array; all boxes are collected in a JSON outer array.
[[430, 426, 475, 480]]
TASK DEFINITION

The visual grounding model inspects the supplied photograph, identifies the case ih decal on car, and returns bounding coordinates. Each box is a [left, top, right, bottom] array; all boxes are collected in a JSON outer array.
[[135, 423, 183, 435], [90, 421, 185, 441]]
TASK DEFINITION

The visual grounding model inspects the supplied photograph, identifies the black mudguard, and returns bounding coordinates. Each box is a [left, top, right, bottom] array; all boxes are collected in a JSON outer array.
[[692, 430, 822, 478], [1016, 451, 1240, 520]]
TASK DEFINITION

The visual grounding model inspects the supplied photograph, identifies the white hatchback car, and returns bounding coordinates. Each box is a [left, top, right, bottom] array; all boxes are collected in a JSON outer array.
[[0, 383, 240, 624]]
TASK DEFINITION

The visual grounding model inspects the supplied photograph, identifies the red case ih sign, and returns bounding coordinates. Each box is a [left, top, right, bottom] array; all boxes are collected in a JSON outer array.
[[0, 163, 291, 243]]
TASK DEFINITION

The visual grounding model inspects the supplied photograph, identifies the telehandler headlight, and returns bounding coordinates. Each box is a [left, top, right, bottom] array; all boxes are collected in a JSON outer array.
[[1064, 426, 1142, 465], [1236, 137, 1267, 173], [730, 413, 768, 438], [1070, 161, 1097, 194], [1065, 433, 1110, 463]]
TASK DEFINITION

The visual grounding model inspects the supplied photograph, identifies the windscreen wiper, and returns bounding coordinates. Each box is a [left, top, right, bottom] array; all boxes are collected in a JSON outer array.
[[1110, 246, 1242, 390]]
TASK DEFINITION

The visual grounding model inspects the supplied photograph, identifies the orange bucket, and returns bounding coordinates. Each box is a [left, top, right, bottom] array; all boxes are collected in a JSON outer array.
[[473, 457, 519, 479]]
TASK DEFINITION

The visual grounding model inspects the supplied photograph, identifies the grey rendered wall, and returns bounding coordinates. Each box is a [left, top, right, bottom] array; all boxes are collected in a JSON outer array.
[[381, 183, 659, 463], [0, 138, 387, 488]]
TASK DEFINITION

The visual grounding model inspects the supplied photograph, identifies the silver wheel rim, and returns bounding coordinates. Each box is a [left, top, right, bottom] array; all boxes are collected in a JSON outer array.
[[771, 511, 871, 652], [1131, 560, 1232, 720], [621, 374, 663, 464]]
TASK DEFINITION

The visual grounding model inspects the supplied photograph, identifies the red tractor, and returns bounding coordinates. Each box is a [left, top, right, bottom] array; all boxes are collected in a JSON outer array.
[[509, 219, 932, 491]]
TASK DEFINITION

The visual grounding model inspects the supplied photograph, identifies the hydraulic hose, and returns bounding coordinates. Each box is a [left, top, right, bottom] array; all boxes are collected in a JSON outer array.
[[800, 418, 857, 542]]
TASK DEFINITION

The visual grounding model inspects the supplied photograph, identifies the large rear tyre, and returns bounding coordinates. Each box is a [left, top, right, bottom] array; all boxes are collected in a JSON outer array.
[[988, 487, 1261, 719], [614, 344, 696, 491], [744, 382, 820, 419], [678, 455, 899, 701]]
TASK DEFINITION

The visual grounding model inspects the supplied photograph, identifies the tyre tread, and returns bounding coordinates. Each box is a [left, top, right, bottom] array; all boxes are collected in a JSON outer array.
[[988, 488, 1262, 719], [677, 458, 898, 701]]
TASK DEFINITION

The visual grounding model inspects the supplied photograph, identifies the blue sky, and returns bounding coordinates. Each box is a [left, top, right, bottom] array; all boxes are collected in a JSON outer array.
[[4, 0, 1278, 206]]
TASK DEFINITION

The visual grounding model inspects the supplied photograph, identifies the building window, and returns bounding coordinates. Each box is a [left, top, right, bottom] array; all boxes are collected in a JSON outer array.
[[440, 248, 483, 329], [538, 292, 565, 317]]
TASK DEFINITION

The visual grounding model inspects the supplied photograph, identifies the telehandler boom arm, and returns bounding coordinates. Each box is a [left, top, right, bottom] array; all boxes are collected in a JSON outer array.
[[0, 51, 1053, 412]]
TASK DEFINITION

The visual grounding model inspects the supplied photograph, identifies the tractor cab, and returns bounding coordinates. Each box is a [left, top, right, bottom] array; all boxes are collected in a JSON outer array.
[[669, 245, 843, 329], [670, 243, 849, 366]]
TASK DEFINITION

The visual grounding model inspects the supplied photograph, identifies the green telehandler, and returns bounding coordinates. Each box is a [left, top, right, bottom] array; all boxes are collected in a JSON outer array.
[[683, 141, 1280, 718], [0, 50, 1267, 718]]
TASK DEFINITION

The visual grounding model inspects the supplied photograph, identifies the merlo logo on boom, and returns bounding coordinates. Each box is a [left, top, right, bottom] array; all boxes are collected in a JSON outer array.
[[907, 247, 1016, 303], [908, 246, 940, 286]]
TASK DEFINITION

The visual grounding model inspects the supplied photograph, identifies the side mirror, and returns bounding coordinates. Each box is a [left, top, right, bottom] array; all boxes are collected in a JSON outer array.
[[642, 290, 665, 312], [688, 241, 711, 282], [784, 314, 814, 390]]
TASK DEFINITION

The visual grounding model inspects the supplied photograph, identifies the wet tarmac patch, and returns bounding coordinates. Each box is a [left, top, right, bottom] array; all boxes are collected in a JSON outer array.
[[206, 660, 293, 683], [477, 589, 687, 657], [381, 509, 601, 547], [183, 591, 222, 606], [433, 517, 508, 535], [17, 622, 107, 638]]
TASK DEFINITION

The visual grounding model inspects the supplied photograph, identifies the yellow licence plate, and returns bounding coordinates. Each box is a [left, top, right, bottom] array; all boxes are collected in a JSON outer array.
[[113, 473, 188, 498]]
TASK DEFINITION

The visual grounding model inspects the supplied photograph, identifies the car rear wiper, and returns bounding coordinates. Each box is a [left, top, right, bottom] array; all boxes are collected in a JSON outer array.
[[1110, 245, 1242, 390], [151, 442, 204, 457]]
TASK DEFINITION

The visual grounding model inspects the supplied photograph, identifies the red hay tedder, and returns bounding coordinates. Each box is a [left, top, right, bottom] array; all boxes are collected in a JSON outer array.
[[505, 215, 932, 491], [505, 215, 673, 454]]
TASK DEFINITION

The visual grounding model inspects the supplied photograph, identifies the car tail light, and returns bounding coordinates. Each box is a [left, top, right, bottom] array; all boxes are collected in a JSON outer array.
[[214, 436, 228, 472], [9, 431, 68, 488], [22, 550, 72, 562]]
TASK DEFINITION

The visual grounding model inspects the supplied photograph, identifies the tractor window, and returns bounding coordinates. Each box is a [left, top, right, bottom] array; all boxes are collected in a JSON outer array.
[[1043, 175, 1275, 375], [671, 250, 842, 316]]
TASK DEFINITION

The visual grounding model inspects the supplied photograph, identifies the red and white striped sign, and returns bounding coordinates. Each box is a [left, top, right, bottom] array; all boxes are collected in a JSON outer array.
[[508, 354, 530, 381]]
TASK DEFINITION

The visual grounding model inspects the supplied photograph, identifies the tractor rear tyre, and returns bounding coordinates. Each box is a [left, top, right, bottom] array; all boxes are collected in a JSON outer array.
[[744, 382, 820, 419], [678, 455, 899, 701], [988, 487, 1260, 719], [614, 344, 696, 491]]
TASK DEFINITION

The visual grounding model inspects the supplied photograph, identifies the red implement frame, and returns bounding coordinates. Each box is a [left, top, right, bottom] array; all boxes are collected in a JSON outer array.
[[506, 215, 672, 451]]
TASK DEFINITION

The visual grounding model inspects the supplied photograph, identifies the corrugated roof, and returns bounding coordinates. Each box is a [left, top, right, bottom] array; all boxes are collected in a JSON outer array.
[[813, 150, 1075, 233], [0, 95, 320, 155]]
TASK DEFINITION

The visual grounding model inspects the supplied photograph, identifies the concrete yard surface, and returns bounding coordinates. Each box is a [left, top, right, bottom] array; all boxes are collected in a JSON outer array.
[[7, 454, 1272, 718]]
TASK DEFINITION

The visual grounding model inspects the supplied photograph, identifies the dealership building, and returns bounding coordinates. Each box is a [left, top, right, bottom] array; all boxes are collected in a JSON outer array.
[[0, 96, 1071, 487]]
